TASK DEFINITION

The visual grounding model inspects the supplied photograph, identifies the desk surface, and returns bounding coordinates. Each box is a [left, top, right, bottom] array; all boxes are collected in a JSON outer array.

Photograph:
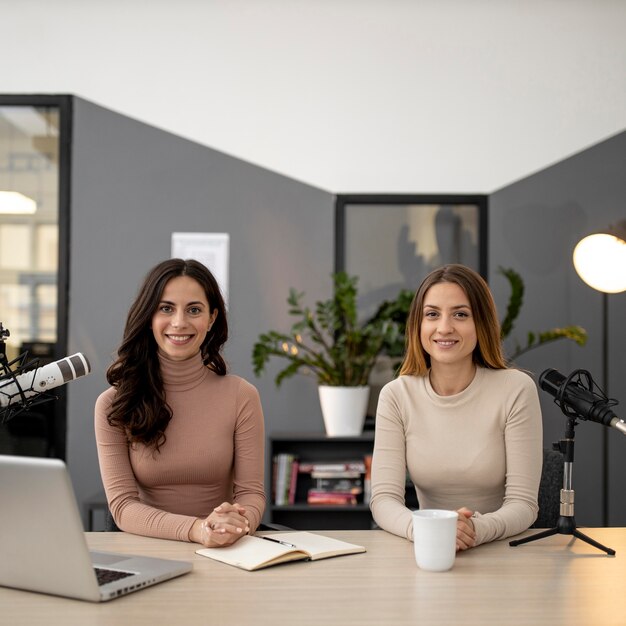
[[2, 528, 625, 626]]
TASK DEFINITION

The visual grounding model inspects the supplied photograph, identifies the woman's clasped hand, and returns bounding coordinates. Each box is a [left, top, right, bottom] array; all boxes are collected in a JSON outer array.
[[194, 503, 251, 547], [455, 507, 476, 551]]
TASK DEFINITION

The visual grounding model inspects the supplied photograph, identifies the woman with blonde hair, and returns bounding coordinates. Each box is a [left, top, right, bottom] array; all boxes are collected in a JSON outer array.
[[370, 264, 542, 550]]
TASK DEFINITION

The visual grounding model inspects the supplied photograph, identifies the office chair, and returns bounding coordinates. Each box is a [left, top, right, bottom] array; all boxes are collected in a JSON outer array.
[[105, 507, 291, 532], [104, 507, 120, 532], [532, 448, 564, 528]]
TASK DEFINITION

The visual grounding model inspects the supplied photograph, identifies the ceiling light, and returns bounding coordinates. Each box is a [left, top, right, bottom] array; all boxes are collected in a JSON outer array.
[[0, 191, 37, 215]]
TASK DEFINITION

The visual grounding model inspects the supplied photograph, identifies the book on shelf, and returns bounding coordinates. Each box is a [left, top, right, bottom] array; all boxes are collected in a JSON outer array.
[[288, 458, 299, 505], [313, 476, 363, 494], [299, 460, 366, 474], [363, 454, 373, 505], [272, 453, 299, 506], [196, 531, 366, 571], [310, 470, 362, 479], [307, 490, 358, 505]]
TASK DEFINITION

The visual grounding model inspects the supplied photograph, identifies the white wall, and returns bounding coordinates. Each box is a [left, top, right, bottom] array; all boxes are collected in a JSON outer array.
[[3, 0, 625, 193]]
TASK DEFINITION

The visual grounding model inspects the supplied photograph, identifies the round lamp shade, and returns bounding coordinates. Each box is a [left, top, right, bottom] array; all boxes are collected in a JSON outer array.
[[573, 233, 626, 294]]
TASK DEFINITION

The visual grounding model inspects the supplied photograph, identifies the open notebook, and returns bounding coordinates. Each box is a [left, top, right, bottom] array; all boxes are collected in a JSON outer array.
[[196, 531, 366, 571]]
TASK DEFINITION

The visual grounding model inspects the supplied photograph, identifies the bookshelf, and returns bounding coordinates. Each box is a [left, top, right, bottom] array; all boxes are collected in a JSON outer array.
[[268, 432, 376, 530]]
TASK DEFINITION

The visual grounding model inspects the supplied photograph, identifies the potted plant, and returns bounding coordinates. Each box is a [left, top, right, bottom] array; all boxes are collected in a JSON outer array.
[[252, 272, 401, 436]]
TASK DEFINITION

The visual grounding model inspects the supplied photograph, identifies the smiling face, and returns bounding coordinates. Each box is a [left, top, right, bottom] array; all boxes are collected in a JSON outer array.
[[151, 275, 217, 361], [419, 281, 477, 370]]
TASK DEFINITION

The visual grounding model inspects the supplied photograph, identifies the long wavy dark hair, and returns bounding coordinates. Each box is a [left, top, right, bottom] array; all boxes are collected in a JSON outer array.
[[399, 264, 507, 376], [106, 259, 228, 450]]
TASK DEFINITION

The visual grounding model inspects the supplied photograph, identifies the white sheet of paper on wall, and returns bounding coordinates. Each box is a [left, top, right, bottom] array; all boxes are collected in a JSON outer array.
[[171, 232, 230, 306]]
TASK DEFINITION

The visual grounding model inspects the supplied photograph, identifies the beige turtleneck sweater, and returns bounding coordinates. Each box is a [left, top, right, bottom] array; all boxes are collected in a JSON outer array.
[[95, 352, 265, 542], [370, 367, 542, 546]]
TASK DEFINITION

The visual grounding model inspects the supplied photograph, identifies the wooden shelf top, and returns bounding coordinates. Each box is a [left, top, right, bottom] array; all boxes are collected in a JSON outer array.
[[269, 431, 375, 442]]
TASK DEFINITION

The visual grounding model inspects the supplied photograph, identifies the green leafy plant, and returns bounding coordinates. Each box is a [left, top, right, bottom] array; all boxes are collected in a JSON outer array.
[[362, 266, 587, 364], [253, 267, 587, 387], [498, 266, 587, 361], [364, 288, 414, 365], [252, 272, 401, 387]]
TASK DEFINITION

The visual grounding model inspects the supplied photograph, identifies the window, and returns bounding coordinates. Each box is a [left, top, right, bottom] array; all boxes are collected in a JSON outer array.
[[0, 96, 71, 458]]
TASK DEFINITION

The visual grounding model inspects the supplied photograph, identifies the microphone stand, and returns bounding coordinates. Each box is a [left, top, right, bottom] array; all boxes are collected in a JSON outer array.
[[0, 322, 20, 424], [510, 414, 615, 555], [0, 321, 12, 380], [0, 322, 49, 424]]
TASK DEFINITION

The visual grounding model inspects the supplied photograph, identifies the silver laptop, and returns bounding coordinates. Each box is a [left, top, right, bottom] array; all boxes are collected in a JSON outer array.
[[0, 455, 192, 602]]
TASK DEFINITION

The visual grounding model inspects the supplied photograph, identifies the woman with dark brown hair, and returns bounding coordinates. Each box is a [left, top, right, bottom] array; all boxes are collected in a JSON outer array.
[[95, 259, 265, 548], [370, 264, 542, 550]]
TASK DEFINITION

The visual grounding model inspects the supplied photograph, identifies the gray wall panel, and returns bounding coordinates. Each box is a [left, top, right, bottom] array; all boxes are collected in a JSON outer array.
[[62, 95, 626, 529], [489, 131, 626, 526], [66, 97, 334, 521]]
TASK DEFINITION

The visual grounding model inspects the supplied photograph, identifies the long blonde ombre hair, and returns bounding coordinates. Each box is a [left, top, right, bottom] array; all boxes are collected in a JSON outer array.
[[399, 264, 507, 377]]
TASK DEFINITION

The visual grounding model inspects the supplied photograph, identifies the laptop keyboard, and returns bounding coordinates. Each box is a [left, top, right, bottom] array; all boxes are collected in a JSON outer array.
[[94, 567, 136, 586]]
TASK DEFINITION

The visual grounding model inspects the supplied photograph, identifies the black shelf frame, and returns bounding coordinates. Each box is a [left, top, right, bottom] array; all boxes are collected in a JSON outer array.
[[267, 432, 376, 530]]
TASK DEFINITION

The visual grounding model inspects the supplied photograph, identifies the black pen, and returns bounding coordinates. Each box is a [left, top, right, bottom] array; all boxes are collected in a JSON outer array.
[[261, 536, 297, 548]]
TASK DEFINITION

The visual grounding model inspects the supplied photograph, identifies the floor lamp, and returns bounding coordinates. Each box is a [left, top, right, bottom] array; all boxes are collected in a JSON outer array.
[[572, 223, 626, 525]]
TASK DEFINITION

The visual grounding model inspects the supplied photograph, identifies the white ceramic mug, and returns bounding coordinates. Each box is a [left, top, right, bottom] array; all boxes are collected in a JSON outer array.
[[412, 509, 458, 572]]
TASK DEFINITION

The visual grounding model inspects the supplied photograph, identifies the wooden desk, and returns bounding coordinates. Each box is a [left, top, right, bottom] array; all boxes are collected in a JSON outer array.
[[1, 529, 625, 625]]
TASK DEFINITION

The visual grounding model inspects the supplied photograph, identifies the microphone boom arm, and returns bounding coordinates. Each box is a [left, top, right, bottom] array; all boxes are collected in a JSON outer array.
[[1, 327, 56, 424], [0, 322, 91, 424]]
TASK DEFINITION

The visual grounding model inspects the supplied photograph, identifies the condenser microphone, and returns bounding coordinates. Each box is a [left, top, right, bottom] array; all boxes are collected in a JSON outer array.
[[539, 368, 626, 435], [0, 353, 91, 409]]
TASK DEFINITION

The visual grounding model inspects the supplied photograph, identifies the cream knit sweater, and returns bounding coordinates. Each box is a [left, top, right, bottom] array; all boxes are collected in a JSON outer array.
[[370, 367, 542, 546]]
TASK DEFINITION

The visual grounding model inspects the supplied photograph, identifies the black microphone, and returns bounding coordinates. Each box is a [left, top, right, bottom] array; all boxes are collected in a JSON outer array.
[[539, 368, 626, 435]]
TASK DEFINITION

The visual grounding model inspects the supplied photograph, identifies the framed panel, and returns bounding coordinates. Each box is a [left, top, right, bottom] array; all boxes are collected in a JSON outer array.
[[335, 194, 488, 321]]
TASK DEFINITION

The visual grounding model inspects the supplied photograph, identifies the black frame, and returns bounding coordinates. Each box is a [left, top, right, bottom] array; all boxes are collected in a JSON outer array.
[[335, 194, 488, 282], [0, 94, 73, 458], [335, 194, 488, 322]]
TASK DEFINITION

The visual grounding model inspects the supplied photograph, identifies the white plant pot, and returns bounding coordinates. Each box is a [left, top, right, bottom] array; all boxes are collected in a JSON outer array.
[[318, 385, 370, 437]]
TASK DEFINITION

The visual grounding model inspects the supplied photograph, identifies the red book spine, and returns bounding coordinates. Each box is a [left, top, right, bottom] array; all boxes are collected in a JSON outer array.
[[288, 460, 299, 505]]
